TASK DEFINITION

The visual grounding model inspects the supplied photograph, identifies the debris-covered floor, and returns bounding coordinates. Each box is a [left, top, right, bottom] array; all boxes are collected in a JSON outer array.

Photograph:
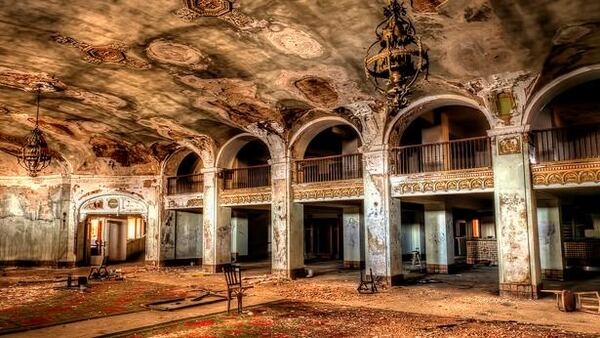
[[1, 262, 598, 337]]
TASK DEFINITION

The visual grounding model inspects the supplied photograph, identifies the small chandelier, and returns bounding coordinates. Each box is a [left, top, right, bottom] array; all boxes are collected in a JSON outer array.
[[18, 90, 52, 177], [365, 0, 429, 111]]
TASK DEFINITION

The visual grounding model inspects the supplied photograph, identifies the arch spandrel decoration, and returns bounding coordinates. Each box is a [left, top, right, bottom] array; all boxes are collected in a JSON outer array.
[[79, 194, 148, 221]]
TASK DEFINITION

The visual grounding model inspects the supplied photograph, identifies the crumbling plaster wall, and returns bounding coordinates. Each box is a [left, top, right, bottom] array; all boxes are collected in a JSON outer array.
[[0, 176, 70, 265]]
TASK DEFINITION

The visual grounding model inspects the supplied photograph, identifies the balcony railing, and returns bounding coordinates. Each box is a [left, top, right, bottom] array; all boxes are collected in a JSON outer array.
[[222, 164, 271, 190], [391, 136, 492, 175], [532, 125, 600, 163], [295, 153, 363, 183], [167, 174, 204, 195]]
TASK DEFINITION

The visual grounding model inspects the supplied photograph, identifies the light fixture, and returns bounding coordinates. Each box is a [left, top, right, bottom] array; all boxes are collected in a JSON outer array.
[[365, 0, 429, 111], [18, 89, 52, 177]]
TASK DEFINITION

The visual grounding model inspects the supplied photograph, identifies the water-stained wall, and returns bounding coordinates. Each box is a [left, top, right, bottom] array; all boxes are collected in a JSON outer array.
[[0, 176, 70, 265]]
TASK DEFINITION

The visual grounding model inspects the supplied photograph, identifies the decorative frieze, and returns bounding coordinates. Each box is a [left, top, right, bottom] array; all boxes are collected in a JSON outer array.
[[391, 169, 494, 196], [165, 194, 204, 209], [219, 187, 271, 206], [532, 160, 600, 187], [293, 179, 364, 202]]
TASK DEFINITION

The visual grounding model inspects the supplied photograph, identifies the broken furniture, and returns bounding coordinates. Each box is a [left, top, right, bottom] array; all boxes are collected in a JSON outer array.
[[66, 274, 88, 288], [223, 264, 253, 314], [410, 249, 423, 271], [542, 289, 600, 314], [357, 268, 378, 294], [88, 256, 124, 281], [575, 291, 600, 314], [144, 290, 226, 311], [541, 289, 577, 312]]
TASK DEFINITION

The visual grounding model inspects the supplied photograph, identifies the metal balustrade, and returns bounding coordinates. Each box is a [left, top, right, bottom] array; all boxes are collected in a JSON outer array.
[[167, 174, 204, 195], [532, 125, 600, 163], [295, 153, 363, 183], [222, 164, 272, 190], [391, 136, 492, 175]]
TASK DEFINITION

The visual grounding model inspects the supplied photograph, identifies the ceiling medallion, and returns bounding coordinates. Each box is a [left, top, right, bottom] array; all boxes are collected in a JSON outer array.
[[365, 0, 429, 112], [18, 89, 52, 177], [183, 0, 233, 17], [51, 34, 150, 69]]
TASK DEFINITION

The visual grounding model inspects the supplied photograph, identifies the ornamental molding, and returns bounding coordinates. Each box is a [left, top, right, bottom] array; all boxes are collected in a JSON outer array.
[[532, 160, 600, 187], [219, 186, 271, 206], [293, 179, 364, 201], [165, 193, 204, 209], [497, 135, 522, 155], [391, 169, 494, 196]]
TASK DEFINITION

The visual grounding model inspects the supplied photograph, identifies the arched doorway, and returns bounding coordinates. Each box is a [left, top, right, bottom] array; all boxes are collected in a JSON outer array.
[[530, 78, 600, 286], [77, 194, 148, 266], [290, 119, 364, 271], [389, 103, 497, 290]]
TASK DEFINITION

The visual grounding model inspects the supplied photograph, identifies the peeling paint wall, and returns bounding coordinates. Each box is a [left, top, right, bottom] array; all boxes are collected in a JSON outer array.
[[0, 176, 70, 265], [175, 211, 203, 260], [537, 206, 563, 274], [201, 169, 231, 272], [363, 150, 402, 283], [343, 207, 363, 267], [424, 203, 455, 268]]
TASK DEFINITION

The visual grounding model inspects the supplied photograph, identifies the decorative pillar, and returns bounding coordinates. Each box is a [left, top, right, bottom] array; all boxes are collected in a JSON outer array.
[[231, 212, 248, 260], [201, 168, 231, 273], [270, 159, 304, 278], [343, 207, 363, 269], [537, 202, 564, 280], [424, 203, 455, 273], [363, 146, 403, 285], [491, 130, 541, 298]]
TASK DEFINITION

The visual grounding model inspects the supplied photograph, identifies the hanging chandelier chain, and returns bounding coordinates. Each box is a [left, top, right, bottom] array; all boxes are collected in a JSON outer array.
[[35, 89, 41, 128]]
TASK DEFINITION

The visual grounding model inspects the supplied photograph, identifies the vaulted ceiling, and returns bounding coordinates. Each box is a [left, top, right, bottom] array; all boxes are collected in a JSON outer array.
[[0, 0, 599, 175]]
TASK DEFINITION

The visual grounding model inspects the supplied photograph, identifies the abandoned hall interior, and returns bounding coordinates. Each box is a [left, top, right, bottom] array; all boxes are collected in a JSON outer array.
[[0, 0, 599, 336]]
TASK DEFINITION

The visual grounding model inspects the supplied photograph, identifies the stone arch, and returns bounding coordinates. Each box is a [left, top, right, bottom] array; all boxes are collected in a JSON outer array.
[[216, 133, 272, 169], [161, 146, 204, 178], [75, 191, 149, 222], [523, 64, 600, 126], [384, 94, 494, 146], [288, 116, 364, 159]]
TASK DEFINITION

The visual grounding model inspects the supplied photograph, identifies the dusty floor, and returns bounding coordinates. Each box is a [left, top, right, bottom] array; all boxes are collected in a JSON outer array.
[[1, 261, 599, 337]]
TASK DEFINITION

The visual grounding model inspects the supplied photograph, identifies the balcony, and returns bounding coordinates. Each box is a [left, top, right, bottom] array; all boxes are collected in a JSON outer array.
[[391, 136, 492, 175], [532, 125, 600, 163], [295, 153, 363, 184], [222, 164, 272, 190], [531, 125, 600, 188], [167, 174, 204, 195]]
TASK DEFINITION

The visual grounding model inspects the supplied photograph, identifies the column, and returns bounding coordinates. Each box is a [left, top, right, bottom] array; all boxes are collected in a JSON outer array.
[[492, 131, 541, 298], [202, 168, 232, 273], [537, 202, 564, 280], [270, 159, 304, 278], [424, 203, 455, 274], [363, 147, 403, 285], [343, 207, 363, 269], [231, 213, 248, 260]]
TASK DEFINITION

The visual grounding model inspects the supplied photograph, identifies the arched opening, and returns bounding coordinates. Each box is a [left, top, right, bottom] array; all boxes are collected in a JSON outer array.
[[76, 194, 148, 266], [166, 151, 204, 195], [221, 138, 271, 190], [294, 124, 362, 184], [216, 135, 272, 271], [290, 121, 364, 270], [390, 104, 497, 289], [392, 105, 491, 174], [531, 78, 600, 285]]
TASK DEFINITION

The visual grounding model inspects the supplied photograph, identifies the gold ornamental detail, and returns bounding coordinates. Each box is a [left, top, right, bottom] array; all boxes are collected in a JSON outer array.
[[219, 187, 271, 206], [532, 160, 600, 186], [393, 169, 494, 196], [293, 179, 364, 201]]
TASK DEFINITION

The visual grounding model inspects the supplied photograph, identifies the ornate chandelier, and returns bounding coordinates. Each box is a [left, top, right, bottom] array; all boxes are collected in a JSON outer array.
[[365, 0, 429, 111], [18, 90, 52, 177]]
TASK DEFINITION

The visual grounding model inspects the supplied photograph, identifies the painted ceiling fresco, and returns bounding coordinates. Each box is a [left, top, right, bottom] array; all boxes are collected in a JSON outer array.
[[0, 0, 599, 175]]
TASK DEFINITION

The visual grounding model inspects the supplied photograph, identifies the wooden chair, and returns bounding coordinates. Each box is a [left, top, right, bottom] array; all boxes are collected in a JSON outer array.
[[575, 291, 600, 314], [223, 264, 252, 314], [357, 268, 378, 294]]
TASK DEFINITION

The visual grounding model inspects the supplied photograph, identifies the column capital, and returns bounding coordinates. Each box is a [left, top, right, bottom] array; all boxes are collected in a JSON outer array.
[[487, 125, 531, 138]]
